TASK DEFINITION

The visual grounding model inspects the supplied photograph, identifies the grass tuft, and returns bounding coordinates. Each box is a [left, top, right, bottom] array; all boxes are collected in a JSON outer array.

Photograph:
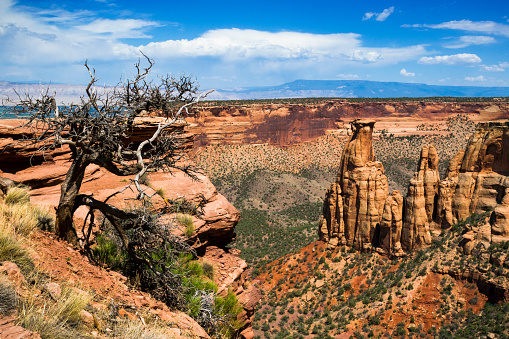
[[177, 213, 195, 237], [0, 276, 17, 315], [113, 320, 174, 339], [4, 186, 30, 205], [0, 232, 33, 271], [18, 285, 91, 338]]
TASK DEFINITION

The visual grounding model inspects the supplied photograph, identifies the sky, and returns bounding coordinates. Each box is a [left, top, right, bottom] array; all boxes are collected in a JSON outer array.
[[0, 0, 509, 90]]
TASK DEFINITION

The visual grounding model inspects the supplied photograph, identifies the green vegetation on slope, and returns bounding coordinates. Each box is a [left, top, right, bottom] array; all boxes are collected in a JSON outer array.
[[252, 210, 509, 339]]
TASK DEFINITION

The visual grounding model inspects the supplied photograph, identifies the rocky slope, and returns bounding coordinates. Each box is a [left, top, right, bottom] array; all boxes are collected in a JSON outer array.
[[0, 117, 259, 338]]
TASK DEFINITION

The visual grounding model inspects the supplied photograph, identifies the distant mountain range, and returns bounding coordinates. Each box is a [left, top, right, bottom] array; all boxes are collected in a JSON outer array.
[[1, 79, 508, 104], [209, 80, 509, 100]]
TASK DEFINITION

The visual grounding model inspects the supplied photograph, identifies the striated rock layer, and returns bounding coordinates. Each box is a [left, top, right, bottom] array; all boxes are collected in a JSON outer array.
[[319, 120, 389, 250], [189, 101, 509, 147], [438, 121, 509, 252], [320, 120, 509, 256]]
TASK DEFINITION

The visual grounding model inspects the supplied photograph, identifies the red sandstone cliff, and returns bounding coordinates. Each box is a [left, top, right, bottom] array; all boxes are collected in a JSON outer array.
[[189, 101, 509, 147]]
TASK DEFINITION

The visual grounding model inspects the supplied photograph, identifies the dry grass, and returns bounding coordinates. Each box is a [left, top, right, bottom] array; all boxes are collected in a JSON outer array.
[[0, 275, 17, 315], [4, 186, 30, 205], [113, 320, 176, 339], [18, 285, 92, 339], [0, 231, 33, 271]]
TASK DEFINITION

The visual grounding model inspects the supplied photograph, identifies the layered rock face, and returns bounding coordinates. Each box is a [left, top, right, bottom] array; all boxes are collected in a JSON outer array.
[[189, 101, 509, 147], [321, 120, 509, 256], [401, 145, 438, 251], [319, 120, 389, 250], [438, 121, 509, 251]]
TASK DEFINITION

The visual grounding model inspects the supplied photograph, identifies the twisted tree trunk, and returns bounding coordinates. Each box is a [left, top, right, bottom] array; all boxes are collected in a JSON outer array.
[[55, 154, 89, 245]]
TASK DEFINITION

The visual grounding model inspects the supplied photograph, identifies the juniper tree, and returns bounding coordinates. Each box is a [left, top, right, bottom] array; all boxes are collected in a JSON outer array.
[[5, 55, 211, 248]]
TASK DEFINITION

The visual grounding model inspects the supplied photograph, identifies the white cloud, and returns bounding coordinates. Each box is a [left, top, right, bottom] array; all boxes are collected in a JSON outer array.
[[400, 69, 415, 77], [76, 19, 160, 39], [0, 0, 428, 87], [418, 53, 482, 65], [376, 7, 395, 22], [337, 74, 359, 79], [410, 20, 509, 37], [444, 35, 496, 48], [363, 7, 395, 22], [140, 29, 425, 65], [481, 62, 509, 72], [362, 13, 375, 21], [465, 75, 486, 81]]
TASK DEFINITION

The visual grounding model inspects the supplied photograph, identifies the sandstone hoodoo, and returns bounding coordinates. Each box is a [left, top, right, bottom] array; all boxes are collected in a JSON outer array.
[[320, 119, 509, 256], [319, 119, 388, 251]]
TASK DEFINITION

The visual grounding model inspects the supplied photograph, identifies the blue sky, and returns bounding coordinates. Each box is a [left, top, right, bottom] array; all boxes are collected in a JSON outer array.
[[1, 0, 508, 90]]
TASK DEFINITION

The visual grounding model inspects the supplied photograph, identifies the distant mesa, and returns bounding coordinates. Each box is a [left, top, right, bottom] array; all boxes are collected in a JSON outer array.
[[1, 79, 509, 104]]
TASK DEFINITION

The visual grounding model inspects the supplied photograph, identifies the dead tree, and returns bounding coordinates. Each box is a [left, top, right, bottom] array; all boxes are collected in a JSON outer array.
[[6, 55, 212, 247]]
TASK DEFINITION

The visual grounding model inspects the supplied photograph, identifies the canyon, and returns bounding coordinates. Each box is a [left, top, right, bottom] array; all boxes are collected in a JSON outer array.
[[1, 98, 509, 338], [188, 100, 509, 148]]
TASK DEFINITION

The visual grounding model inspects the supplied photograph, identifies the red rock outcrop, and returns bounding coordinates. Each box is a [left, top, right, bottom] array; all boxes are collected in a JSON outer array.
[[437, 121, 509, 249], [322, 120, 509, 256], [319, 119, 389, 250], [189, 101, 509, 147], [401, 145, 438, 251], [0, 118, 256, 337], [379, 190, 404, 255]]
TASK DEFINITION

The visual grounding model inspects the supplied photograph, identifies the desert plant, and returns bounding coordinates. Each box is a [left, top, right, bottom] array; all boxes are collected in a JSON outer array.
[[0, 232, 33, 271], [18, 286, 91, 339], [0, 202, 54, 236], [202, 260, 215, 280], [113, 320, 172, 339], [4, 186, 30, 205], [0, 276, 17, 315], [92, 234, 125, 270], [177, 213, 195, 237]]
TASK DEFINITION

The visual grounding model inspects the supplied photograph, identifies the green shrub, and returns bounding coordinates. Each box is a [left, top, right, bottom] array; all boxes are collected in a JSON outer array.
[[92, 235, 125, 270], [177, 213, 195, 237]]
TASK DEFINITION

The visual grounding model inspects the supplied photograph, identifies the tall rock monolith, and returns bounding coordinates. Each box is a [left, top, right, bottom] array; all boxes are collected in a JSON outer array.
[[320, 119, 389, 250]]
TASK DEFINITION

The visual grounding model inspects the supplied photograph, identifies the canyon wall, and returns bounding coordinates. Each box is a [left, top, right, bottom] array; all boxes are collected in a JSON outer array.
[[189, 101, 509, 147], [320, 119, 509, 256]]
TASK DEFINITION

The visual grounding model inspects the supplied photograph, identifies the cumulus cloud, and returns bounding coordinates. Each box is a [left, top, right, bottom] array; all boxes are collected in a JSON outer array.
[[363, 7, 395, 22], [362, 13, 375, 21], [465, 75, 486, 81], [76, 19, 160, 39], [0, 0, 427, 86], [444, 35, 496, 48], [481, 62, 509, 72], [400, 69, 415, 77], [418, 53, 482, 65], [140, 28, 425, 64], [408, 20, 509, 37]]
